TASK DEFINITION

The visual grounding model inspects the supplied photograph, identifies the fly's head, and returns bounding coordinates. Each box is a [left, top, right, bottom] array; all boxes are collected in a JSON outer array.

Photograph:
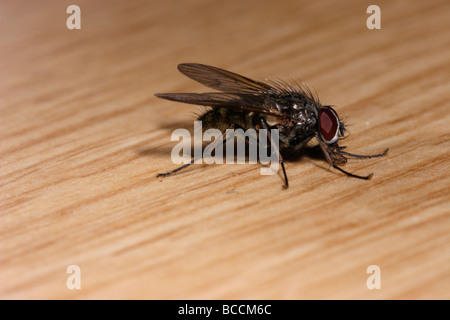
[[316, 106, 348, 165]]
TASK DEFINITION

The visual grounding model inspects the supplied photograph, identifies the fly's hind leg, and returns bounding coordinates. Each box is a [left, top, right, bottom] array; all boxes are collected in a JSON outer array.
[[156, 160, 196, 177], [156, 124, 238, 178]]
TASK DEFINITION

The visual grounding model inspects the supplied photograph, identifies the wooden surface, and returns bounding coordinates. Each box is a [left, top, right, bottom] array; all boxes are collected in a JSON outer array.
[[1, 0, 449, 299]]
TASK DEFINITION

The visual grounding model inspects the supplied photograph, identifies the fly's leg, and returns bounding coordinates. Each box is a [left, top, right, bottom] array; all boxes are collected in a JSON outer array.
[[340, 148, 389, 159], [156, 124, 238, 178], [156, 160, 197, 177], [332, 164, 373, 180], [317, 134, 373, 180], [260, 118, 289, 188]]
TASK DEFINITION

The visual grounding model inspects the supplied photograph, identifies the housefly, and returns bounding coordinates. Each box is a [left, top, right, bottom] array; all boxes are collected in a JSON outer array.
[[155, 63, 388, 188]]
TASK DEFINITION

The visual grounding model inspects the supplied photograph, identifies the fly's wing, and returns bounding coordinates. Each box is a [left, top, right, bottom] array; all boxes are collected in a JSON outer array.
[[155, 92, 283, 117], [156, 63, 284, 117], [177, 63, 273, 94]]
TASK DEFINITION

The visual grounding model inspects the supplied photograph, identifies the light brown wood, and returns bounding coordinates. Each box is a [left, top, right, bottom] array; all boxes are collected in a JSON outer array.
[[1, 0, 449, 299]]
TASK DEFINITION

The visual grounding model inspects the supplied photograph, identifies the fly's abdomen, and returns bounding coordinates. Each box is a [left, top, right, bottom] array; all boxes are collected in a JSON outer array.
[[198, 108, 254, 132]]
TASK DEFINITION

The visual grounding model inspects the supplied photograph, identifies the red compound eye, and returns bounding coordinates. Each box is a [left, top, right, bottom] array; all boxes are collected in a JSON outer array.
[[319, 106, 340, 144]]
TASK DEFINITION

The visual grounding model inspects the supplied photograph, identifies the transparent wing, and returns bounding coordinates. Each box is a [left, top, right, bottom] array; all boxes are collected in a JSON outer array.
[[177, 63, 273, 94], [155, 92, 283, 117], [156, 63, 287, 116]]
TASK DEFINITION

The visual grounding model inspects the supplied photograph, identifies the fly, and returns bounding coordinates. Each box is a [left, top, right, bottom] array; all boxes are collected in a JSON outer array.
[[155, 63, 388, 188]]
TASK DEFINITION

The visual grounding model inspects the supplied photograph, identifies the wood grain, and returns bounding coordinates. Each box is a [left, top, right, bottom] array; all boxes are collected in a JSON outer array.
[[1, 0, 449, 299]]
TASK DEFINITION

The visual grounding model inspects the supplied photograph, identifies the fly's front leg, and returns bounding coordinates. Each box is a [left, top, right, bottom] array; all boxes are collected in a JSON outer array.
[[316, 134, 373, 180]]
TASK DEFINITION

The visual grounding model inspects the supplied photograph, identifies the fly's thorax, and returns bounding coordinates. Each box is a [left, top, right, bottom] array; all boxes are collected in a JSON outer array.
[[281, 101, 318, 131], [277, 120, 316, 151], [268, 92, 319, 127], [268, 100, 319, 153], [291, 103, 318, 130]]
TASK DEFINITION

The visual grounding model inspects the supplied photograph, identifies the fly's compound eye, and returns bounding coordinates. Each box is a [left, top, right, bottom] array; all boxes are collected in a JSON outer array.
[[319, 106, 340, 144]]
